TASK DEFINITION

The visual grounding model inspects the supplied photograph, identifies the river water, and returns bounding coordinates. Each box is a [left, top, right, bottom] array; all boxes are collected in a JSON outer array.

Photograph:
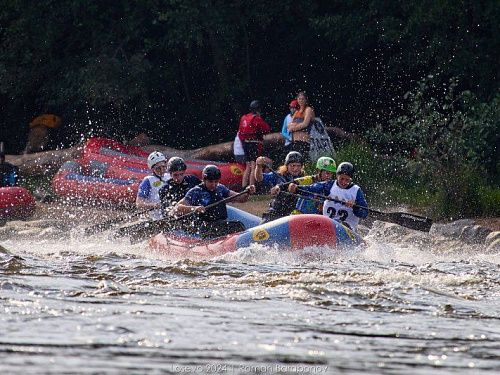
[[1, 220, 499, 374]]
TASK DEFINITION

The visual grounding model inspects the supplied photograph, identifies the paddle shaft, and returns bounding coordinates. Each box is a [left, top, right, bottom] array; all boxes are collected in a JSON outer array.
[[263, 165, 432, 231], [172, 188, 251, 222], [84, 207, 154, 235], [117, 188, 251, 242], [291, 187, 432, 232]]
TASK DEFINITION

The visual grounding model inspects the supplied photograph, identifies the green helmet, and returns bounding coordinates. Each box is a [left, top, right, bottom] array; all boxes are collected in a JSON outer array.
[[316, 157, 336, 173]]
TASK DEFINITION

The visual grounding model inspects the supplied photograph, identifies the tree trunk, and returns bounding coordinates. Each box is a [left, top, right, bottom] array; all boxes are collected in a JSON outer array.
[[6, 128, 356, 176]]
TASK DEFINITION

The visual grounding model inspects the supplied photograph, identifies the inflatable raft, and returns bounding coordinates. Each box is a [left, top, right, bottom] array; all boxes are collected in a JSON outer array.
[[149, 213, 361, 260], [51, 160, 139, 204], [0, 187, 36, 222], [82, 137, 245, 190]]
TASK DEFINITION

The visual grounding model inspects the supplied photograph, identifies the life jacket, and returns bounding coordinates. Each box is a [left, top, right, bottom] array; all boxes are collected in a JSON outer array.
[[137, 174, 168, 220], [238, 113, 268, 141], [0, 163, 19, 187], [159, 175, 201, 213], [292, 175, 322, 214], [186, 184, 229, 223], [267, 172, 304, 218], [323, 181, 361, 230]]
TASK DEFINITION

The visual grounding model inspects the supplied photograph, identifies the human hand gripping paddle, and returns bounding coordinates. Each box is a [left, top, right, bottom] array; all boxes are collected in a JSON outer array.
[[116, 187, 253, 244], [83, 208, 155, 235], [292, 186, 433, 232]]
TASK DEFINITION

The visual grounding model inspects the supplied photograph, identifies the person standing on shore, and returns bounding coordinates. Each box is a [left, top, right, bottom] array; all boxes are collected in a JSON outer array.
[[281, 99, 300, 156], [238, 100, 271, 189], [287, 92, 314, 162]]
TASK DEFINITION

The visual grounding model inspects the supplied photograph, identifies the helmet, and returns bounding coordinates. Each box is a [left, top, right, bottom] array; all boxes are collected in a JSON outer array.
[[202, 165, 221, 180], [336, 162, 354, 177], [285, 151, 303, 165], [249, 100, 260, 112], [167, 157, 187, 173], [147, 151, 166, 169], [316, 157, 336, 173]]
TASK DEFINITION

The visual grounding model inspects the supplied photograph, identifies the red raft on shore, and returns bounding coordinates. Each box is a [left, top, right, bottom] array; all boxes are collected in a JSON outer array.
[[52, 160, 139, 204], [0, 187, 36, 222], [82, 137, 245, 190], [52, 137, 246, 204], [149, 213, 361, 260]]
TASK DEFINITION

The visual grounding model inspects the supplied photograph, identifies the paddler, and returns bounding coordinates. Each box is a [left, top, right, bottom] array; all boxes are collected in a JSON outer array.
[[159, 157, 201, 215], [136, 151, 170, 220], [291, 156, 337, 214], [174, 165, 256, 238], [254, 151, 305, 223], [288, 162, 368, 231]]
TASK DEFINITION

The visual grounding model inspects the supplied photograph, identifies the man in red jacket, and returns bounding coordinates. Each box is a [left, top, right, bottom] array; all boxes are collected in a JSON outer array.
[[238, 100, 271, 188]]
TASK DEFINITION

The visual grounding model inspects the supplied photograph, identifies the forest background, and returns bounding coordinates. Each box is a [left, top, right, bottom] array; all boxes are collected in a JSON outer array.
[[0, 0, 498, 219]]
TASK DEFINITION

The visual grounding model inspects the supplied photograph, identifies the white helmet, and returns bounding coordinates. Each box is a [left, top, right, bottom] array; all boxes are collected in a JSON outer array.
[[147, 151, 166, 169]]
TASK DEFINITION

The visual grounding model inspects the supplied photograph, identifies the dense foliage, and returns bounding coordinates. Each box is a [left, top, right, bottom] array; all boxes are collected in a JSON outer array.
[[2, 1, 499, 215]]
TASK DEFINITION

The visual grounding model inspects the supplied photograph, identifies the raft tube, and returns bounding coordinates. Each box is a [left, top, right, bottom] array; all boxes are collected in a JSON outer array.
[[81, 137, 245, 190], [149, 214, 361, 260], [51, 160, 139, 204], [0, 187, 36, 221]]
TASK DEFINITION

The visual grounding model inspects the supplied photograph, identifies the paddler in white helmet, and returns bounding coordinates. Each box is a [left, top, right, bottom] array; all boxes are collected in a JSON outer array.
[[136, 151, 170, 220]]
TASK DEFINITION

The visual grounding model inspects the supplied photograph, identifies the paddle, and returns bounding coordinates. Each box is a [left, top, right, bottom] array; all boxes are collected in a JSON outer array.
[[293, 187, 433, 232], [83, 208, 155, 235], [265, 164, 432, 231], [116, 187, 252, 243]]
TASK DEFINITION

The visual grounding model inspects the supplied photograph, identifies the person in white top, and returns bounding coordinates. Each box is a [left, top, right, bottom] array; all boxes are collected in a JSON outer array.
[[287, 162, 368, 231], [233, 133, 245, 163], [136, 151, 170, 220]]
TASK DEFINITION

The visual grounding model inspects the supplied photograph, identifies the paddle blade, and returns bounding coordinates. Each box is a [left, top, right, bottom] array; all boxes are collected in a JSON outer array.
[[115, 219, 172, 244], [84, 220, 120, 236], [371, 211, 433, 232], [84, 209, 150, 236]]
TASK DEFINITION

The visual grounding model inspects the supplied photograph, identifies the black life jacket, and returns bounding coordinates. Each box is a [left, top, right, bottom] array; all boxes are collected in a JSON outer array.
[[159, 175, 201, 211]]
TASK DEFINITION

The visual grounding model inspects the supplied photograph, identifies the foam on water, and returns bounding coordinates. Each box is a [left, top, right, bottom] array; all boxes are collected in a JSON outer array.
[[2, 228, 500, 373]]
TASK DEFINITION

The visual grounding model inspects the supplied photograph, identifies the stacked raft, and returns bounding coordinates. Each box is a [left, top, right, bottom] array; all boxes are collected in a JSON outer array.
[[52, 137, 245, 204], [0, 187, 36, 222]]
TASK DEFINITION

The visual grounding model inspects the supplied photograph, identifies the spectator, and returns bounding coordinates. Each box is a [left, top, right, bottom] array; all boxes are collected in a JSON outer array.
[[237, 100, 271, 188], [233, 133, 245, 164], [281, 99, 299, 156], [287, 91, 315, 162]]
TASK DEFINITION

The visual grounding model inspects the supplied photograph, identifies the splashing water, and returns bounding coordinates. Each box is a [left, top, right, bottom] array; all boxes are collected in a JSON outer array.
[[1, 215, 499, 374]]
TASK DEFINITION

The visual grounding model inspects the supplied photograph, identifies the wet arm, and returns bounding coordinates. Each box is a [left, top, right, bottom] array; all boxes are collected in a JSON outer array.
[[353, 189, 369, 218]]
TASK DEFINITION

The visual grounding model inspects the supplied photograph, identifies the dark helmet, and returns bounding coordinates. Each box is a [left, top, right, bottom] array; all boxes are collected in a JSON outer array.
[[202, 165, 221, 180], [167, 157, 187, 173], [336, 162, 355, 177], [249, 100, 260, 112], [285, 151, 303, 165]]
